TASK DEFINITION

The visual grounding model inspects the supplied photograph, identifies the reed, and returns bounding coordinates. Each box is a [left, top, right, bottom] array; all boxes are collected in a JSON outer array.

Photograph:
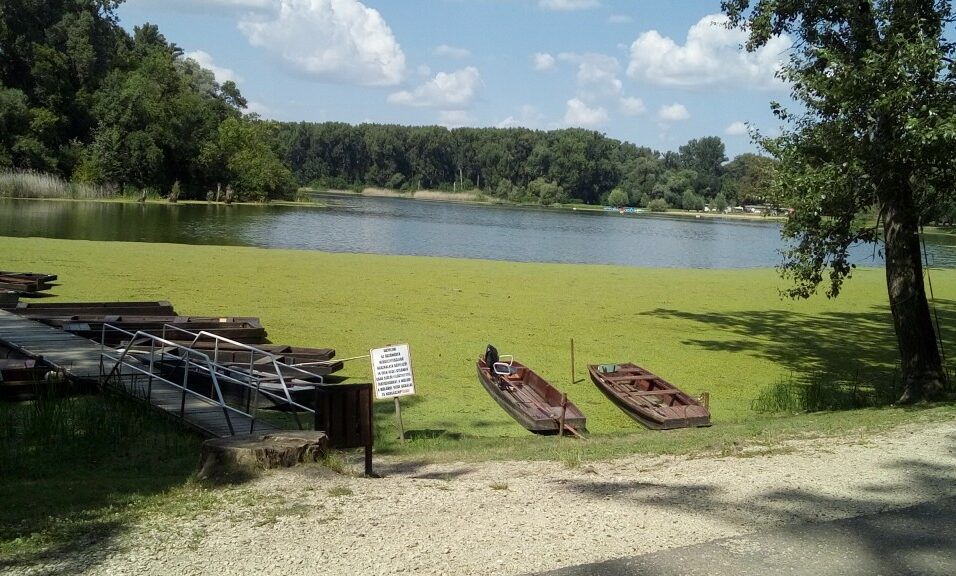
[[0, 170, 116, 199]]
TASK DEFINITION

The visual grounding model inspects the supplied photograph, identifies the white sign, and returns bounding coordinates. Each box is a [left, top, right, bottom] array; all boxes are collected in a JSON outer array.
[[370, 344, 415, 399]]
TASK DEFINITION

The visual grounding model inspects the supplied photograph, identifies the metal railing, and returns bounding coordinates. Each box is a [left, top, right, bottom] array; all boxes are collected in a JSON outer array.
[[99, 323, 323, 436]]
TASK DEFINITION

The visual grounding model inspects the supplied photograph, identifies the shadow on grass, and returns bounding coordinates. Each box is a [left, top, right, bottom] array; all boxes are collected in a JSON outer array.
[[0, 392, 205, 574], [543, 432, 956, 576], [404, 429, 463, 441], [644, 299, 956, 410]]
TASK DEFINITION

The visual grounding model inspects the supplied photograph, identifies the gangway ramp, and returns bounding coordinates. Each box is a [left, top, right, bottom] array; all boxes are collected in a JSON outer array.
[[0, 311, 320, 438], [0, 308, 106, 380]]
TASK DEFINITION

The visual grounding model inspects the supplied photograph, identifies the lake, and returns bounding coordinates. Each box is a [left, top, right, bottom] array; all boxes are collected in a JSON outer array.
[[1, 196, 954, 269]]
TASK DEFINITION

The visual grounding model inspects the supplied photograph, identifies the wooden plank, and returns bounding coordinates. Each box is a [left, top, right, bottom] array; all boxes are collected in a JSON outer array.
[[0, 310, 288, 438]]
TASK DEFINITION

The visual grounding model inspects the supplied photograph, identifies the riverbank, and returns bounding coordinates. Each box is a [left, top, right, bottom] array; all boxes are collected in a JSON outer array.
[[308, 187, 788, 223]]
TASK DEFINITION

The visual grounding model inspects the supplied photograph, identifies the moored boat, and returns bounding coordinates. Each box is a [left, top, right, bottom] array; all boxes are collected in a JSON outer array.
[[588, 362, 710, 430], [476, 345, 586, 435]]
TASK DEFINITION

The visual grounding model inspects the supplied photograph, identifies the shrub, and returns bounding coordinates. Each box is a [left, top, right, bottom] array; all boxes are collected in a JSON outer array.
[[647, 198, 669, 212]]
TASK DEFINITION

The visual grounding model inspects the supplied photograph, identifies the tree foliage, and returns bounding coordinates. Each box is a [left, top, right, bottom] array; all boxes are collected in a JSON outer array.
[[723, 0, 955, 401], [1, 2, 291, 199], [275, 122, 769, 207]]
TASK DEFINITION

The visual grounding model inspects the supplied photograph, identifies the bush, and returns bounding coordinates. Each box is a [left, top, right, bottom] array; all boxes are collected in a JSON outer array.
[[647, 198, 669, 212], [681, 189, 705, 211], [607, 188, 629, 207]]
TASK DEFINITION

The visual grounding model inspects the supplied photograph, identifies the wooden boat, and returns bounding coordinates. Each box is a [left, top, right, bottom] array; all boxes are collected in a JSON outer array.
[[32, 315, 268, 345], [9, 300, 177, 316], [588, 363, 710, 430], [0, 271, 57, 294], [476, 347, 586, 435]]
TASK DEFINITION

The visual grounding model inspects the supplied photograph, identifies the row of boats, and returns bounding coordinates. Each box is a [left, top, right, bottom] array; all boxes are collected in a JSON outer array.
[[476, 345, 711, 435]]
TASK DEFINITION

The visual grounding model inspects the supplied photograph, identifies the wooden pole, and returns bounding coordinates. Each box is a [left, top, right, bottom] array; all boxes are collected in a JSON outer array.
[[570, 338, 575, 385], [394, 396, 405, 442], [558, 393, 567, 438]]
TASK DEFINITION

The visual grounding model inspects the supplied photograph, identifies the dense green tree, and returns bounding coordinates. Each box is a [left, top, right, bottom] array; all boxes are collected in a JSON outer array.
[[527, 177, 566, 205], [679, 136, 727, 196], [620, 152, 664, 204], [0, 0, 125, 167], [202, 117, 296, 201], [721, 153, 776, 206], [724, 0, 956, 402]]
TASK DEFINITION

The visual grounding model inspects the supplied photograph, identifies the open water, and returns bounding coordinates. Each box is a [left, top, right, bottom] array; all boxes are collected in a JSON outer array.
[[1, 196, 954, 269]]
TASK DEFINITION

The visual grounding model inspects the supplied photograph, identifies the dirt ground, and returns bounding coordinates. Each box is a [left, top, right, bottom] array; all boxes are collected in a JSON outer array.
[[14, 420, 956, 576]]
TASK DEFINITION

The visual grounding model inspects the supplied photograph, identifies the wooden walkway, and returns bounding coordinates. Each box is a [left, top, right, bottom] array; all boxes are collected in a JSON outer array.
[[0, 309, 105, 379], [0, 309, 276, 437]]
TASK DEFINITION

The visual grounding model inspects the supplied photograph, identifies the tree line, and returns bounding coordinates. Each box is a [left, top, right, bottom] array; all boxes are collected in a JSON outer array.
[[276, 122, 777, 210]]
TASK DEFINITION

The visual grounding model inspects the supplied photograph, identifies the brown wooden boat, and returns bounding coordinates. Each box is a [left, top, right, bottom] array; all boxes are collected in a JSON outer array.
[[476, 346, 586, 435], [0, 271, 57, 293], [31, 315, 268, 345], [588, 363, 710, 430]]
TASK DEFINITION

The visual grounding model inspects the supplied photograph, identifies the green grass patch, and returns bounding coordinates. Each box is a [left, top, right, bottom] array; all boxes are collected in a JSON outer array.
[[0, 391, 203, 567], [3, 235, 954, 442]]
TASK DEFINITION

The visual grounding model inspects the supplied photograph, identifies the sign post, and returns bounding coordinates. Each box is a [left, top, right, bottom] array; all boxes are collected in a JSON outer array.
[[370, 344, 416, 442]]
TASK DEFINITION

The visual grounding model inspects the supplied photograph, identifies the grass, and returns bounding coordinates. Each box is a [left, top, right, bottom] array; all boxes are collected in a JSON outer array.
[[0, 391, 204, 567], [327, 485, 354, 497], [2, 235, 954, 442]]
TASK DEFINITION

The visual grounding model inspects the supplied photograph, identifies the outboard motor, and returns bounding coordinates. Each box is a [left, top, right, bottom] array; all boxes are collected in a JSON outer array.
[[484, 344, 499, 368]]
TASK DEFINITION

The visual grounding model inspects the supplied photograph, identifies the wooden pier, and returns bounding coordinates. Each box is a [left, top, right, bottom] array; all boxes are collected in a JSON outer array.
[[0, 309, 276, 437]]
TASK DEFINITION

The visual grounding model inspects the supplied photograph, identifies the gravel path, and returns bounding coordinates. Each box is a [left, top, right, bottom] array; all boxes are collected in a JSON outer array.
[[14, 421, 956, 576]]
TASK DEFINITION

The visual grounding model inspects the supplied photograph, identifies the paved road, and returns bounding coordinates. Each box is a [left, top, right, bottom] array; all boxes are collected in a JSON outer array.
[[533, 495, 956, 576]]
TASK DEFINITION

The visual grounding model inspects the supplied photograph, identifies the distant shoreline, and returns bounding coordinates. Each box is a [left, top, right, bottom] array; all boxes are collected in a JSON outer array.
[[308, 187, 788, 223]]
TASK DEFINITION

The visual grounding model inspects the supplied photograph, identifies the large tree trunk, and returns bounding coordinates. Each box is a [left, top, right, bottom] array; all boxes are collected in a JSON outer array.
[[881, 184, 946, 403]]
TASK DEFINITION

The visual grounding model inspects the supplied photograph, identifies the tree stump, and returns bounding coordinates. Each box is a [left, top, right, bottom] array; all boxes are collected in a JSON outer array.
[[197, 431, 328, 479]]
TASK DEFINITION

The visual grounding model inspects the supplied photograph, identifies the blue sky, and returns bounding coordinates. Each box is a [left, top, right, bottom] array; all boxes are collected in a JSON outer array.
[[117, 0, 795, 158]]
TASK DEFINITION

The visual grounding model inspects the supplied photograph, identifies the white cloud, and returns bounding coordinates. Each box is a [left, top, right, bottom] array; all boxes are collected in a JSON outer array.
[[388, 66, 481, 108], [125, 0, 273, 11], [434, 44, 471, 59], [627, 13, 789, 89], [577, 54, 624, 100], [495, 104, 545, 128], [564, 98, 608, 127], [238, 0, 405, 87], [619, 96, 646, 116], [725, 121, 749, 136], [539, 0, 600, 10], [417, 64, 432, 77], [533, 52, 556, 71], [438, 110, 476, 128], [559, 52, 622, 101], [497, 105, 546, 129], [184, 50, 240, 83], [658, 103, 690, 122], [608, 14, 633, 25]]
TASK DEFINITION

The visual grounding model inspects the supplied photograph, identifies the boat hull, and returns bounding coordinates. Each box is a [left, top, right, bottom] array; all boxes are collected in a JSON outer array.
[[476, 358, 586, 434], [588, 363, 710, 430]]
